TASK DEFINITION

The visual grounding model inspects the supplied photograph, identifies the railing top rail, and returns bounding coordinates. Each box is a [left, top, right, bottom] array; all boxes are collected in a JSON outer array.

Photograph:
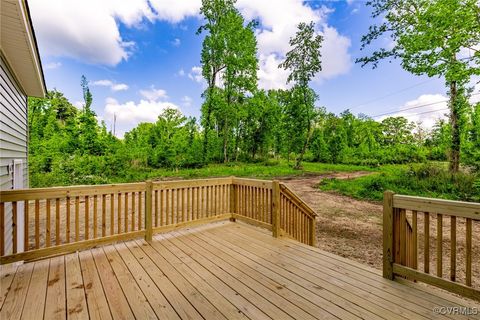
[[232, 177, 273, 188], [0, 182, 146, 202], [279, 183, 317, 218], [393, 194, 480, 220], [152, 177, 233, 189]]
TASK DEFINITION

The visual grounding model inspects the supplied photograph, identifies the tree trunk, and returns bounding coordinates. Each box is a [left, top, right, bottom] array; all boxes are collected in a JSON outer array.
[[449, 81, 460, 173]]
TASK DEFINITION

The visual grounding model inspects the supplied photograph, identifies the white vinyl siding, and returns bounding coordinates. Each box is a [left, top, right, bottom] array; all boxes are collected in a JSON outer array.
[[0, 55, 28, 255]]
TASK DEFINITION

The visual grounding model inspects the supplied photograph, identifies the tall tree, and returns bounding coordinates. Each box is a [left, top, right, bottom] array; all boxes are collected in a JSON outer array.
[[358, 0, 480, 172], [279, 21, 323, 168]]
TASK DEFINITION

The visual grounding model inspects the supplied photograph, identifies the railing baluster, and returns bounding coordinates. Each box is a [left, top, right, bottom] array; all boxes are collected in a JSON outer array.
[[160, 189, 164, 226], [138, 191, 142, 229], [66, 197, 70, 243], [466, 218, 472, 287], [155, 190, 158, 226], [94, 195, 98, 239], [124, 192, 129, 232], [182, 187, 185, 222], [187, 187, 190, 221], [12, 201, 17, 253], [110, 193, 114, 235], [450, 216, 456, 281], [24, 200, 29, 251], [424, 212, 430, 273], [117, 193, 121, 235], [437, 213, 443, 277], [56, 198, 60, 245], [86, 195, 90, 240], [412, 210, 417, 269], [132, 191, 136, 230], [75, 196, 79, 241], [0, 202, 4, 255], [46, 199, 50, 248], [102, 194, 106, 237], [35, 200, 39, 248]]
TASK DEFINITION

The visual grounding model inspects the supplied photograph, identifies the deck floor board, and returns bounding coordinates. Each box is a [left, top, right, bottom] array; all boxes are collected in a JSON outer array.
[[1, 221, 478, 320]]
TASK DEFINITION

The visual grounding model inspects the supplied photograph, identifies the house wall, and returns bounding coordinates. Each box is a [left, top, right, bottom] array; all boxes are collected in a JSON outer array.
[[1, 55, 29, 255]]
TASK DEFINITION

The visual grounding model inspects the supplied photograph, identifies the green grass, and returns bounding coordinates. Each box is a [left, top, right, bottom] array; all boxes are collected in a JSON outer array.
[[319, 163, 480, 202], [112, 160, 377, 183]]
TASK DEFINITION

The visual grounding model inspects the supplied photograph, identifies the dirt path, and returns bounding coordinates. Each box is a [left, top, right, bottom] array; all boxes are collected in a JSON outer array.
[[280, 173, 479, 290], [281, 172, 384, 269]]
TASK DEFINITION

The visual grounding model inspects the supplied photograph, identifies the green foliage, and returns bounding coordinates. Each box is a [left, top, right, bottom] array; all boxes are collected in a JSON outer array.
[[320, 163, 480, 202]]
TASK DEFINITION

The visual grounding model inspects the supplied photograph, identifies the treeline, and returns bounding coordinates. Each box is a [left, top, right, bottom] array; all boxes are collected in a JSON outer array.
[[28, 84, 480, 187]]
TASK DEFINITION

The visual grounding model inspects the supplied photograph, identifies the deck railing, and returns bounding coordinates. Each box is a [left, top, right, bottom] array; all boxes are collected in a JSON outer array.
[[0, 177, 317, 264], [383, 191, 480, 301]]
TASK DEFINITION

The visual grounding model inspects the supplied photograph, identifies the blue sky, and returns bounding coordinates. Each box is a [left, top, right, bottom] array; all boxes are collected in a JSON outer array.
[[29, 0, 458, 137]]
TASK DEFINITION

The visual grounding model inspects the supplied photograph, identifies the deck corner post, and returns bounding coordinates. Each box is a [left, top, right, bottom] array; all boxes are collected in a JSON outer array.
[[383, 190, 394, 280], [272, 180, 280, 238], [145, 180, 153, 242]]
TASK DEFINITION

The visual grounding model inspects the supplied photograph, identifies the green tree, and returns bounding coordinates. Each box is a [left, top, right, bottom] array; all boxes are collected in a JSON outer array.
[[279, 21, 323, 168], [358, 0, 480, 172]]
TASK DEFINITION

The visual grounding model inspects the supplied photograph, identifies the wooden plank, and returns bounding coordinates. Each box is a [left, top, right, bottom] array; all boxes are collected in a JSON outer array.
[[393, 264, 480, 302], [153, 177, 232, 190], [0, 263, 17, 309], [0, 230, 145, 265], [78, 250, 112, 320], [44, 256, 66, 320], [393, 195, 480, 220], [152, 214, 231, 234], [232, 214, 272, 230], [466, 218, 472, 287], [65, 253, 88, 319], [102, 245, 157, 319], [177, 228, 359, 320], [155, 234, 272, 320], [124, 240, 203, 319], [0, 263, 34, 320], [437, 213, 443, 277], [450, 216, 456, 281], [165, 231, 314, 320], [20, 260, 49, 319], [113, 242, 180, 319], [91, 247, 134, 319], [134, 238, 226, 320]]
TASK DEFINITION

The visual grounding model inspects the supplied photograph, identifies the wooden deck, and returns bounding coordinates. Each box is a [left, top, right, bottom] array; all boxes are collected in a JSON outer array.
[[1, 221, 478, 320]]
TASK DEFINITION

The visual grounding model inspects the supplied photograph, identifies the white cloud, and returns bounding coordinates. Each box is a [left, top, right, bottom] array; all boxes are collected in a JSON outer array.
[[236, 0, 352, 89], [29, 0, 200, 66], [148, 0, 201, 23], [177, 68, 186, 77], [188, 66, 204, 84], [380, 94, 448, 129], [139, 86, 168, 101], [104, 97, 179, 136], [45, 62, 62, 69], [91, 80, 129, 91], [172, 38, 181, 47], [181, 95, 193, 107]]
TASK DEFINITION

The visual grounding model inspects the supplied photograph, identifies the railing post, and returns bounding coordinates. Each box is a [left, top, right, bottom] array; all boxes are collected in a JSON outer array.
[[383, 190, 394, 280], [230, 177, 236, 222], [145, 180, 153, 242], [272, 180, 280, 238], [309, 217, 316, 246]]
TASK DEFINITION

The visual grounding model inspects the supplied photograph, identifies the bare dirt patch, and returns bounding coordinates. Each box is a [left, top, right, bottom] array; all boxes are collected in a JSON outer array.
[[281, 173, 479, 289]]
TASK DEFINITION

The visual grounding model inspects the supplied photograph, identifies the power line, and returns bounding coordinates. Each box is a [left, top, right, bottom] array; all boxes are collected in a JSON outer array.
[[346, 79, 434, 111], [370, 92, 480, 118]]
